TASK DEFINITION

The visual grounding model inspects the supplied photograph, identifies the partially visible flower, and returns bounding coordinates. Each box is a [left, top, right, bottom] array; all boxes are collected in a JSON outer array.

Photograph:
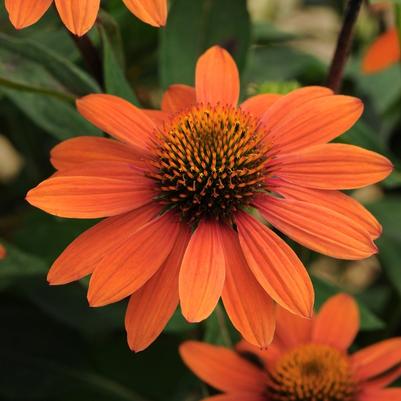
[[0, 244, 6, 260], [362, 28, 400, 73], [181, 294, 401, 401], [27, 46, 392, 352], [5, 0, 167, 36]]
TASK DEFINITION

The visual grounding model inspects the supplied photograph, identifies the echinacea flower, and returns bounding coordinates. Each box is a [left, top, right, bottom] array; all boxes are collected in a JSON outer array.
[[362, 28, 400, 73], [181, 294, 401, 401], [5, 0, 167, 36], [27, 45, 392, 352]]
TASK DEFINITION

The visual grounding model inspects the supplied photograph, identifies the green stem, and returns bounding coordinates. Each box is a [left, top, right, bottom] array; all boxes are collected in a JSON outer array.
[[215, 303, 232, 347]]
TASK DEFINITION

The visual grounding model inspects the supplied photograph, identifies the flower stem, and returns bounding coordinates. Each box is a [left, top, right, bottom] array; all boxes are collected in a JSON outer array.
[[326, 0, 363, 93]]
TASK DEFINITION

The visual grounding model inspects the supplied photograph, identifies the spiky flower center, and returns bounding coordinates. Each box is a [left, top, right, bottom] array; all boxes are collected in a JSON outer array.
[[267, 344, 356, 401], [149, 104, 269, 223]]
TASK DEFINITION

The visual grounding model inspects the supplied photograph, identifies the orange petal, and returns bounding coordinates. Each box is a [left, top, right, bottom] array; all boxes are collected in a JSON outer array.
[[26, 162, 154, 218], [179, 341, 267, 393], [275, 143, 393, 190], [352, 338, 401, 382], [47, 203, 159, 285], [236, 340, 284, 369], [255, 195, 377, 260], [202, 395, 266, 401], [221, 227, 276, 348], [87, 212, 181, 306], [236, 212, 314, 318], [270, 179, 381, 239], [76, 94, 156, 154], [240, 94, 282, 119], [54, 0, 100, 36], [179, 220, 226, 322], [5, 0, 52, 29], [161, 84, 196, 113], [122, 0, 167, 27], [311, 294, 359, 351], [50, 136, 145, 171], [141, 109, 169, 127], [363, 363, 401, 389], [195, 46, 240, 106], [362, 29, 401, 74], [0, 244, 6, 260], [274, 306, 313, 348], [125, 227, 191, 352], [360, 388, 401, 401], [266, 95, 363, 154]]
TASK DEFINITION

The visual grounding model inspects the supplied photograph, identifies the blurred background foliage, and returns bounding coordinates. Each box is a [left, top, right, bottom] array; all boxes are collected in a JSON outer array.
[[0, 0, 401, 400]]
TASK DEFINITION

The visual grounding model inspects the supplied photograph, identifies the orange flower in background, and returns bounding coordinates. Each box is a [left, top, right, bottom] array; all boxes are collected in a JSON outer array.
[[27, 45, 392, 352], [5, 0, 167, 36], [181, 294, 401, 401], [0, 244, 6, 260], [362, 28, 401, 73]]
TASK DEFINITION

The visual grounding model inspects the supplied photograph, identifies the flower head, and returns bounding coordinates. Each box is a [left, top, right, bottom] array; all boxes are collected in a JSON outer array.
[[26, 46, 392, 352], [181, 294, 401, 401], [5, 0, 167, 36], [362, 28, 400, 73]]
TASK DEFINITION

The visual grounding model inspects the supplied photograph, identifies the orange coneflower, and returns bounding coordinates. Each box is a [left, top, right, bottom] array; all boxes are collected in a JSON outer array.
[[181, 294, 401, 401], [4, 0, 167, 36], [26, 45, 392, 352], [362, 28, 401, 73]]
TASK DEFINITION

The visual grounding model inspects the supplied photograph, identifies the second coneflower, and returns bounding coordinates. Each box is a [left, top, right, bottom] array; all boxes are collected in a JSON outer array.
[[5, 0, 167, 36], [27, 45, 392, 352]]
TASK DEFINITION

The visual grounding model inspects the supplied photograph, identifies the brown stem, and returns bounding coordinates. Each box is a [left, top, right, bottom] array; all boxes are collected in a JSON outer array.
[[326, 0, 363, 93], [69, 32, 103, 87]]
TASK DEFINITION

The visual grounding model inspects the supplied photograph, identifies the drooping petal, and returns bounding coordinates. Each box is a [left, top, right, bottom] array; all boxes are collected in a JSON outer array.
[[179, 341, 267, 393], [240, 94, 282, 120], [274, 143, 393, 190], [50, 136, 145, 171], [352, 338, 401, 382], [265, 95, 363, 154], [122, 0, 167, 27], [87, 212, 181, 306], [76, 94, 156, 154], [47, 203, 159, 285], [221, 227, 276, 348], [202, 395, 266, 401], [26, 162, 155, 218], [255, 195, 377, 260], [161, 84, 196, 113], [195, 46, 240, 106], [55, 0, 100, 36], [359, 388, 401, 401], [269, 179, 382, 239], [5, 0, 52, 29], [236, 212, 314, 318], [362, 29, 401, 74], [179, 220, 226, 322], [312, 294, 359, 351], [125, 227, 191, 352]]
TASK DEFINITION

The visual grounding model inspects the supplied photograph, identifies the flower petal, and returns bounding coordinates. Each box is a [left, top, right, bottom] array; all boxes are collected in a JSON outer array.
[[312, 294, 359, 351], [179, 220, 226, 322], [141, 109, 169, 127], [125, 227, 191, 352], [5, 0, 52, 29], [269, 179, 381, 239], [236, 212, 314, 318], [87, 212, 181, 306], [76, 94, 156, 154], [236, 340, 283, 369], [161, 84, 196, 113], [26, 162, 154, 218], [55, 0, 100, 36], [47, 204, 159, 285], [179, 341, 267, 393], [352, 338, 401, 382], [362, 29, 401, 74], [221, 227, 276, 348], [196, 46, 240, 106], [266, 95, 363, 154], [202, 395, 266, 401], [50, 136, 145, 171], [240, 94, 282, 119], [255, 195, 377, 260], [122, 0, 167, 27], [275, 143, 393, 190], [360, 388, 401, 401]]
